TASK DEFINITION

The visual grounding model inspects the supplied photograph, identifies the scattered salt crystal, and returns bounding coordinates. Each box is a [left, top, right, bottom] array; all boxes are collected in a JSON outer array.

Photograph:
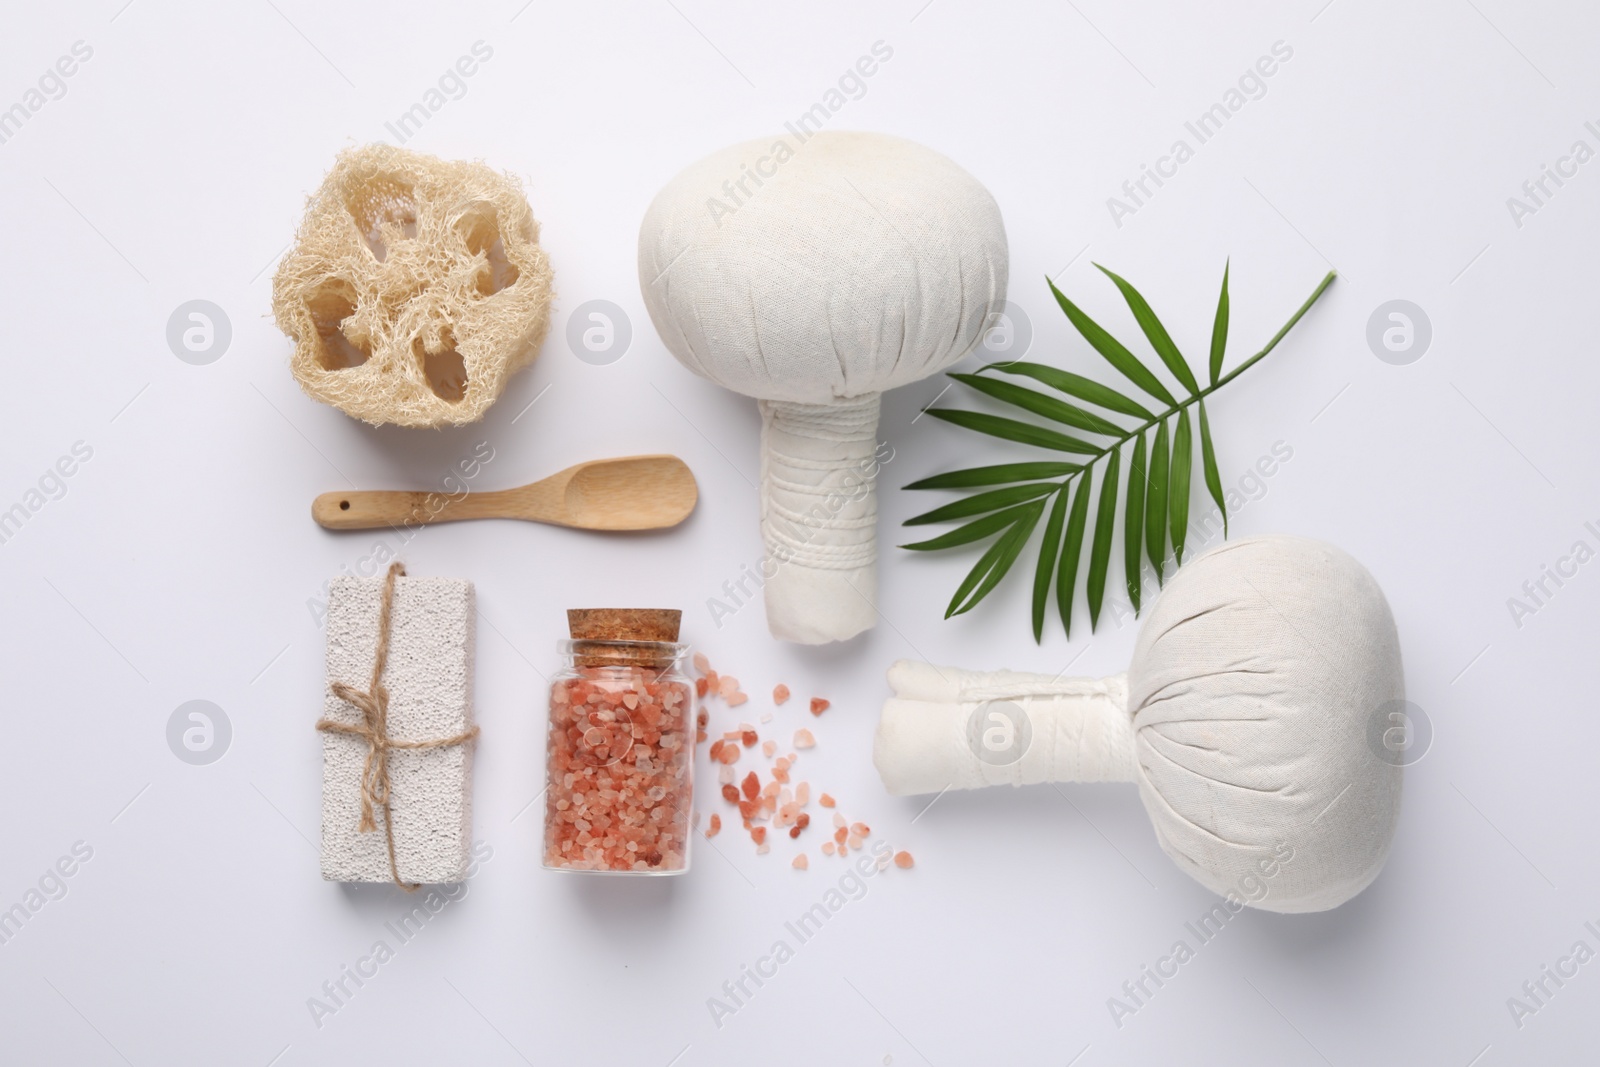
[[728, 692, 749, 706], [822, 842, 836, 856], [760, 712, 773, 724], [718, 765, 736, 784], [792, 853, 808, 869], [894, 850, 914, 869], [819, 793, 835, 808], [851, 822, 870, 837], [757, 842, 770, 855], [762, 740, 776, 757], [693, 652, 711, 674], [794, 729, 816, 749], [719, 675, 740, 697], [773, 684, 791, 705], [795, 782, 810, 805], [847, 834, 863, 850], [810, 697, 830, 716], [832, 812, 846, 829], [707, 814, 721, 837]]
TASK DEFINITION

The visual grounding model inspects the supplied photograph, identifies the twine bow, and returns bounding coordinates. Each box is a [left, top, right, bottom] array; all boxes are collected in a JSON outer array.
[[316, 561, 479, 890]]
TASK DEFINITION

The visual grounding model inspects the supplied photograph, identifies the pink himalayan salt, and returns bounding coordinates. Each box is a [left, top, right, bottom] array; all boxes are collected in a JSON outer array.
[[822, 841, 836, 856], [718, 675, 740, 697], [544, 667, 692, 872], [693, 652, 711, 674], [794, 729, 815, 749], [819, 793, 835, 808], [795, 782, 810, 805], [728, 692, 749, 706], [792, 853, 808, 870], [707, 814, 721, 837], [774, 684, 791, 705], [762, 740, 776, 758], [894, 850, 914, 869]]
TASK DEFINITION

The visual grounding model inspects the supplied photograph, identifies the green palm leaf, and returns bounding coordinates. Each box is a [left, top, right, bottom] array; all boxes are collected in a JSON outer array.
[[1096, 265, 1199, 397], [946, 502, 1045, 618], [900, 503, 1042, 551], [1124, 433, 1146, 613], [1169, 407, 1193, 565], [1087, 445, 1121, 629], [980, 362, 1154, 420], [906, 264, 1336, 640], [1145, 418, 1170, 585], [1032, 487, 1071, 642], [905, 462, 1081, 491], [1046, 277, 1177, 407], [949, 373, 1124, 437], [1056, 468, 1094, 637], [1198, 400, 1227, 536], [905, 482, 1060, 526], [1209, 261, 1230, 386], [924, 409, 1099, 456]]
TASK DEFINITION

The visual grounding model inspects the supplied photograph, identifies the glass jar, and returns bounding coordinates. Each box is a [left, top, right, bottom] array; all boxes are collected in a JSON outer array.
[[542, 618, 694, 875]]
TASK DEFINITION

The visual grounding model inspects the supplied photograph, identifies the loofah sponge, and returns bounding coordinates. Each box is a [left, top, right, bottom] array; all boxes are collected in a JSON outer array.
[[272, 144, 553, 427]]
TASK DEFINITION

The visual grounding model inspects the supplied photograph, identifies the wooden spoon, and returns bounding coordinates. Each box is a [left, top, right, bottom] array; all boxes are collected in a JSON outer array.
[[312, 454, 697, 532]]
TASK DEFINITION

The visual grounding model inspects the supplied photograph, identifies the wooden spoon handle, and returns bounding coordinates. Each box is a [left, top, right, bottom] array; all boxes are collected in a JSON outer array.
[[311, 489, 536, 530]]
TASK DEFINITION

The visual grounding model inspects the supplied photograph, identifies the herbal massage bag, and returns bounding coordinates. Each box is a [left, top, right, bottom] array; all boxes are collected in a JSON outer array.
[[874, 536, 1404, 912]]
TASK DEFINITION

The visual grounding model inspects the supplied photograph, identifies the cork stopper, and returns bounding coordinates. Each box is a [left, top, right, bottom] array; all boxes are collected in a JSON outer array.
[[567, 609, 682, 667], [567, 609, 681, 642]]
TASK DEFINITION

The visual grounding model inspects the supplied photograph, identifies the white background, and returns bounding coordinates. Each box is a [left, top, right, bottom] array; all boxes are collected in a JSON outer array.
[[1, 1, 1596, 1064]]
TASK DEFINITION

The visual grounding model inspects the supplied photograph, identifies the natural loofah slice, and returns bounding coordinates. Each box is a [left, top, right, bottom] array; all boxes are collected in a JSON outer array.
[[273, 144, 554, 427]]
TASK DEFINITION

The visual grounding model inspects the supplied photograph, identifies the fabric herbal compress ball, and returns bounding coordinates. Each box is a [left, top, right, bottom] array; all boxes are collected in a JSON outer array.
[[874, 536, 1405, 913], [273, 144, 554, 427], [638, 132, 1008, 644]]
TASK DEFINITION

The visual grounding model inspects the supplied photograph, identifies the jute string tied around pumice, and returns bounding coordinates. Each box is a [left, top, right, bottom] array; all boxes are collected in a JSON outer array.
[[316, 561, 479, 890]]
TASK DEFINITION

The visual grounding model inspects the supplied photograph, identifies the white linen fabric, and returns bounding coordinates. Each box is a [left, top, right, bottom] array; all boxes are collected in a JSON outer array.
[[873, 536, 1405, 912], [638, 131, 1008, 643]]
